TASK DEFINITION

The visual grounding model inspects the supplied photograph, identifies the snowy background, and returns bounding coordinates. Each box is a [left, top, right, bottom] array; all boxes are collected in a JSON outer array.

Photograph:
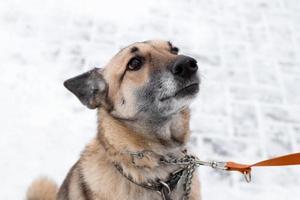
[[1, 0, 300, 199]]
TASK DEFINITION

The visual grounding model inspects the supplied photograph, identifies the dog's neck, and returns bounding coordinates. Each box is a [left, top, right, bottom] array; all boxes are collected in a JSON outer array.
[[97, 107, 191, 156]]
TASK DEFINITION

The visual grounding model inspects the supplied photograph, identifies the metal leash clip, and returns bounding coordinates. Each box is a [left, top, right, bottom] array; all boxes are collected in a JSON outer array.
[[195, 160, 228, 170], [196, 159, 252, 182]]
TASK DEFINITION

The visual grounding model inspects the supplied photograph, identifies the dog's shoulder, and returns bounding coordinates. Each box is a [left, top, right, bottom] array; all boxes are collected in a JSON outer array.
[[57, 139, 107, 200], [57, 161, 79, 200]]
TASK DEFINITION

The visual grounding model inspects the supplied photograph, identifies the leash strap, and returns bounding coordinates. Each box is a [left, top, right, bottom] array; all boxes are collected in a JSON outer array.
[[225, 152, 300, 182]]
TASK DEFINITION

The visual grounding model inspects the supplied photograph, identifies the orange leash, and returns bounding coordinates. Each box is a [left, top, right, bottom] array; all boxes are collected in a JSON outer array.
[[225, 152, 300, 182]]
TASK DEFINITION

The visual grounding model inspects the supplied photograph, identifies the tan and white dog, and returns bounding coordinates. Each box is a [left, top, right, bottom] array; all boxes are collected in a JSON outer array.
[[26, 40, 201, 200]]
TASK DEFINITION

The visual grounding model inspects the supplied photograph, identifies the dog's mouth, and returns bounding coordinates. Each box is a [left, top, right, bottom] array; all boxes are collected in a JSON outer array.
[[160, 83, 199, 101]]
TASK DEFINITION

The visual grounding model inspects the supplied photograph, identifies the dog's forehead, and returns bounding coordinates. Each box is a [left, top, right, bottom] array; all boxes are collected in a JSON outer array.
[[120, 40, 170, 54], [142, 40, 171, 50]]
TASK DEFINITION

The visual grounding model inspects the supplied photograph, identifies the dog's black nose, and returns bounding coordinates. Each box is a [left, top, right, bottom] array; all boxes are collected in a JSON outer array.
[[171, 56, 198, 78]]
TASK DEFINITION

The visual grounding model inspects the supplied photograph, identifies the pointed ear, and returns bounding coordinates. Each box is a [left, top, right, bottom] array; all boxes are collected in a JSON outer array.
[[64, 68, 108, 109]]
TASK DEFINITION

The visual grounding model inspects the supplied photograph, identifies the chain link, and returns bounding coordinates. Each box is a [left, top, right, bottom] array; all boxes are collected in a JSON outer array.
[[160, 154, 199, 199]]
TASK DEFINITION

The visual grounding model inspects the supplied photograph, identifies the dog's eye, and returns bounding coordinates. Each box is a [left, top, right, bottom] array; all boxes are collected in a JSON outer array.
[[127, 57, 143, 71], [171, 47, 179, 54]]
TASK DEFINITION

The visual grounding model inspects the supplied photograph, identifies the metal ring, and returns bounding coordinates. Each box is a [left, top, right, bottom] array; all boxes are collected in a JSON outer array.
[[159, 180, 171, 194], [243, 171, 252, 183], [211, 161, 218, 168]]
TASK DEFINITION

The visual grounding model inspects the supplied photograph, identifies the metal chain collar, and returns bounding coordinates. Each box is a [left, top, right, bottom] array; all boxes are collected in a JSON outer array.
[[114, 162, 184, 200], [114, 149, 229, 200]]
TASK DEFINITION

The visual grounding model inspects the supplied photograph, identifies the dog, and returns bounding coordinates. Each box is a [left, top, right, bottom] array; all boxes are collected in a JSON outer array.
[[26, 40, 201, 200]]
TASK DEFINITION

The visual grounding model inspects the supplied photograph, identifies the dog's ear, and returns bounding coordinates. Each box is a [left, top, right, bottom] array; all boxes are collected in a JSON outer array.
[[64, 68, 108, 109]]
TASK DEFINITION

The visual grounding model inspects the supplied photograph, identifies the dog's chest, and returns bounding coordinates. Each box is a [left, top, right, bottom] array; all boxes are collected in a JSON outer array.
[[82, 156, 186, 200]]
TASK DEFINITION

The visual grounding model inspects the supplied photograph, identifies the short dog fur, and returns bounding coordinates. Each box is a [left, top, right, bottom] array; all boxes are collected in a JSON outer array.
[[26, 40, 201, 200]]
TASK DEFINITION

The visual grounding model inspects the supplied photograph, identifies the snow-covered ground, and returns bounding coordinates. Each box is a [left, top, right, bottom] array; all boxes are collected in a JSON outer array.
[[0, 0, 300, 199]]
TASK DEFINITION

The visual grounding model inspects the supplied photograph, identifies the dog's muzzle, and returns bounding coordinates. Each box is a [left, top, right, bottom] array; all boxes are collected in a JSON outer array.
[[159, 56, 199, 102]]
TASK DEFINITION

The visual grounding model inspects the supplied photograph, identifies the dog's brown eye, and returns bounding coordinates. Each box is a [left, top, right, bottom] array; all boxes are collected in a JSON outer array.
[[171, 47, 179, 54], [127, 57, 143, 71]]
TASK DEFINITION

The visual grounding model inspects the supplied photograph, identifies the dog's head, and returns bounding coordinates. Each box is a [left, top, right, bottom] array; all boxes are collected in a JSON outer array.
[[64, 40, 200, 121]]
